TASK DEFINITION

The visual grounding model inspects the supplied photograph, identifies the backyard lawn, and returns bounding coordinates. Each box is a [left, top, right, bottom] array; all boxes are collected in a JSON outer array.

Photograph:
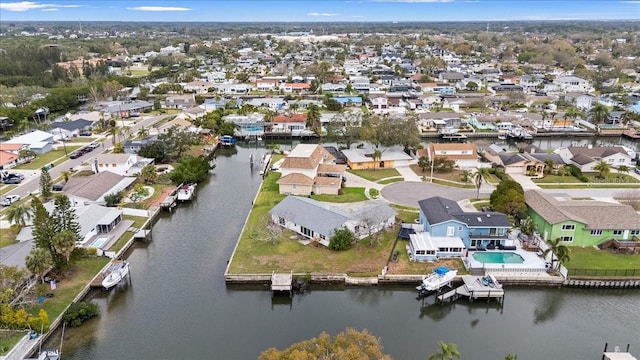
[[0, 225, 20, 248], [347, 168, 400, 182], [311, 187, 368, 203], [534, 174, 640, 184], [387, 240, 467, 276], [15, 146, 81, 170], [563, 247, 640, 272]]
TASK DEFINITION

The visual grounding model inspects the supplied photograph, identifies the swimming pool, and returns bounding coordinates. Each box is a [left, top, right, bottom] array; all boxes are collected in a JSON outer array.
[[472, 252, 524, 264], [91, 237, 108, 249]]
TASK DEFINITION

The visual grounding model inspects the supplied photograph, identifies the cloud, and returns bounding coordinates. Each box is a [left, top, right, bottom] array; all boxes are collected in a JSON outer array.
[[0, 1, 82, 11], [127, 6, 192, 12], [42, 7, 58, 11], [307, 12, 341, 16], [620, 1, 640, 3], [369, 0, 455, 2]]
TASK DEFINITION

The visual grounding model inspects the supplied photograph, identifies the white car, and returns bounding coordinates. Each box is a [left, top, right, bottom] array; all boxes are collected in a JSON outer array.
[[0, 195, 21, 207]]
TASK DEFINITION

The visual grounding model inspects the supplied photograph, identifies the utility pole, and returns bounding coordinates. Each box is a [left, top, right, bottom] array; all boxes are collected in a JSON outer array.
[[58, 128, 67, 155]]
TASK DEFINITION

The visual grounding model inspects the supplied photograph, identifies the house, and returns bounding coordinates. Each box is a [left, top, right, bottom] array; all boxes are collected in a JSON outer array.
[[270, 113, 308, 135], [279, 83, 311, 93], [104, 101, 153, 118], [342, 148, 415, 170], [270, 196, 396, 246], [555, 146, 634, 172], [525, 190, 640, 246], [63, 170, 136, 206], [331, 96, 363, 107], [164, 94, 196, 110], [90, 153, 154, 176], [123, 135, 158, 154], [49, 119, 94, 140], [5, 130, 54, 154], [370, 96, 388, 112], [68, 204, 124, 246], [183, 80, 213, 94], [553, 76, 593, 93], [428, 143, 481, 169], [468, 115, 498, 131], [418, 196, 513, 250], [277, 144, 346, 196], [0, 143, 27, 169]]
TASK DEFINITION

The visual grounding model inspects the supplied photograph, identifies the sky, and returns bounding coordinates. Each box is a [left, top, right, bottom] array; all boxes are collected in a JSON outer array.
[[0, 0, 638, 22]]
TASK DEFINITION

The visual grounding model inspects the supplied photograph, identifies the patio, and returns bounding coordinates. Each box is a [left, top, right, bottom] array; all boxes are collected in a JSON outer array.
[[463, 241, 550, 279]]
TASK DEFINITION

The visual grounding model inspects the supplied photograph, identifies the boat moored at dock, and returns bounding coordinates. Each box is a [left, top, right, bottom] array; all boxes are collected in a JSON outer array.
[[417, 267, 457, 294], [102, 260, 130, 290], [176, 183, 197, 202]]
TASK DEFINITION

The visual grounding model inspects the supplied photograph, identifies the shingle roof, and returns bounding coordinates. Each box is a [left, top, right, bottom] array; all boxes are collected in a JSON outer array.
[[317, 164, 347, 174], [277, 173, 314, 185], [418, 196, 511, 227], [50, 119, 93, 131], [270, 196, 350, 237], [313, 176, 342, 187], [281, 144, 334, 170], [64, 171, 125, 201], [525, 190, 640, 229]]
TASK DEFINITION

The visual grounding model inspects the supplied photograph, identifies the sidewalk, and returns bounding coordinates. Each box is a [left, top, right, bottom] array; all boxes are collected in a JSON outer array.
[[508, 173, 540, 190], [395, 166, 422, 182]]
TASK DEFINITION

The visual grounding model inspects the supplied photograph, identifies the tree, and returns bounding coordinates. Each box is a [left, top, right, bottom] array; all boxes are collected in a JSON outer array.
[[519, 216, 536, 236], [588, 103, 610, 124], [543, 158, 555, 175], [129, 183, 150, 203], [490, 179, 527, 220], [325, 111, 362, 150], [61, 170, 71, 183], [616, 165, 630, 179], [18, 149, 36, 163], [328, 227, 354, 251], [169, 156, 213, 184], [104, 192, 124, 207], [372, 148, 382, 171], [460, 169, 473, 184], [52, 195, 82, 245], [259, 328, 391, 360], [428, 341, 461, 360], [418, 156, 431, 173], [137, 126, 149, 138], [5, 202, 33, 228], [40, 167, 52, 200], [593, 160, 611, 179], [466, 81, 478, 91], [306, 103, 321, 132], [25, 248, 53, 283], [543, 237, 571, 270], [31, 198, 59, 265], [432, 158, 455, 173], [139, 164, 158, 184], [52, 230, 76, 263]]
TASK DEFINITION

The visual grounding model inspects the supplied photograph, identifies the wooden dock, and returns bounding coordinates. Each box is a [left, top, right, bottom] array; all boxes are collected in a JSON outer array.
[[437, 275, 505, 304], [271, 271, 293, 297]]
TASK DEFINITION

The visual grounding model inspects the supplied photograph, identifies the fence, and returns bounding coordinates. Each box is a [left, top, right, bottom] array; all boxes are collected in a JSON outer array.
[[568, 268, 640, 278]]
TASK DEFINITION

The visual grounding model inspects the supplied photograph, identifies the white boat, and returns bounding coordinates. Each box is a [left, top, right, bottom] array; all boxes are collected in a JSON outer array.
[[37, 349, 60, 360], [176, 183, 197, 202], [102, 260, 130, 290], [416, 267, 458, 292]]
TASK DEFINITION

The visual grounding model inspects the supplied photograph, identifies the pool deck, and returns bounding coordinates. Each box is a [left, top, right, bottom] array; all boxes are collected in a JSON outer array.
[[464, 243, 549, 277]]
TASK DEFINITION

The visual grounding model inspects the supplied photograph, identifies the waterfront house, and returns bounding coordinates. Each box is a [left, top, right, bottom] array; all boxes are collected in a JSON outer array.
[[270, 196, 396, 246], [277, 144, 346, 196], [554, 146, 634, 172], [90, 153, 154, 176], [427, 142, 481, 169], [418, 196, 513, 250], [222, 113, 266, 137], [63, 170, 136, 206], [123, 135, 158, 154], [525, 190, 640, 246], [342, 147, 415, 170], [270, 113, 308, 135]]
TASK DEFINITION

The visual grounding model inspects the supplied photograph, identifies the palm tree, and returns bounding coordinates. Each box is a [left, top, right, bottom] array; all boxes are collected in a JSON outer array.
[[372, 148, 382, 171], [543, 158, 555, 175], [543, 237, 571, 271], [109, 126, 118, 146], [5, 202, 33, 228], [460, 169, 473, 184], [593, 160, 611, 179], [617, 165, 630, 179], [428, 341, 461, 360], [589, 103, 610, 125], [137, 126, 149, 138], [61, 170, 71, 183], [52, 230, 76, 263], [473, 168, 489, 199], [25, 247, 53, 283]]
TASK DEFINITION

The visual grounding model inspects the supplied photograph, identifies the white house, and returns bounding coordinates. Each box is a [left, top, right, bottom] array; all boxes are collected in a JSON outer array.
[[576, 94, 594, 110], [90, 153, 154, 176], [6, 130, 54, 154], [270, 196, 396, 246], [555, 146, 634, 172], [554, 76, 593, 93]]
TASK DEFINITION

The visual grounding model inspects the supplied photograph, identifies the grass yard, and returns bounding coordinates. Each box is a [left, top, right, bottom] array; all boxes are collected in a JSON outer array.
[[348, 168, 400, 182], [15, 146, 81, 170], [563, 247, 640, 275], [0, 225, 20, 248], [586, 174, 640, 184], [538, 184, 640, 189], [0, 185, 17, 196], [386, 240, 468, 276], [311, 187, 368, 203], [65, 137, 97, 143], [129, 69, 150, 76], [378, 177, 404, 185], [396, 209, 419, 223], [431, 178, 475, 189], [472, 201, 491, 211], [0, 331, 25, 355]]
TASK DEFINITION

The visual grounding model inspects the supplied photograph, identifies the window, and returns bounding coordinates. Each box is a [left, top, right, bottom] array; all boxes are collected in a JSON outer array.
[[619, 159, 625, 163], [590, 230, 602, 236], [300, 226, 313, 238], [560, 236, 573, 242], [457, 226, 463, 232], [631, 230, 640, 236], [278, 217, 285, 225], [447, 226, 455, 236], [416, 250, 426, 255], [613, 230, 623, 236], [561, 224, 575, 231]]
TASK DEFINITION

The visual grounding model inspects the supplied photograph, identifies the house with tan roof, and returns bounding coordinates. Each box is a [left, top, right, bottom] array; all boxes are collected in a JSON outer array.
[[63, 171, 136, 206], [269, 113, 308, 134], [277, 144, 346, 196], [554, 145, 633, 172], [428, 143, 481, 169], [525, 190, 640, 247], [342, 147, 415, 170]]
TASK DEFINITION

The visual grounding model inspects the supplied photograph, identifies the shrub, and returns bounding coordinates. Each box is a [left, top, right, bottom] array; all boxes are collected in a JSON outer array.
[[63, 302, 100, 327], [328, 227, 354, 251], [567, 164, 588, 182]]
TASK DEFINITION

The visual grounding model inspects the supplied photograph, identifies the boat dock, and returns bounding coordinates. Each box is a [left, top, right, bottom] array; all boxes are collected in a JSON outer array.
[[437, 275, 505, 304], [259, 153, 272, 177], [271, 271, 293, 297]]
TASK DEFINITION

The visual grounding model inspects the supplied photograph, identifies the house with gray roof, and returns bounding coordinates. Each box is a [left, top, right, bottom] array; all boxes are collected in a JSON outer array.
[[63, 170, 136, 206], [123, 135, 158, 154], [525, 190, 640, 247], [270, 196, 396, 247], [554, 146, 633, 172], [49, 119, 93, 139]]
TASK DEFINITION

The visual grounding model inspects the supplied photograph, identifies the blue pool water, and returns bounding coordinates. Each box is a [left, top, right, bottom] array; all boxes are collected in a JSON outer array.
[[472, 252, 525, 264], [91, 237, 108, 248]]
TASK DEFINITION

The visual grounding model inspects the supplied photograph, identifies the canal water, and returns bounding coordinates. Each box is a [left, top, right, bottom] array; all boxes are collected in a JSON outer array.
[[59, 142, 640, 360]]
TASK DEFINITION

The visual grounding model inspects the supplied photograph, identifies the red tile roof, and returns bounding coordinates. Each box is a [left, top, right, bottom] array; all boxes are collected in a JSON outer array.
[[273, 113, 308, 123]]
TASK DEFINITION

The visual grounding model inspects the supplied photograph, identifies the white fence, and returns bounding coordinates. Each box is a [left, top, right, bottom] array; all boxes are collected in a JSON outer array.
[[121, 207, 149, 217]]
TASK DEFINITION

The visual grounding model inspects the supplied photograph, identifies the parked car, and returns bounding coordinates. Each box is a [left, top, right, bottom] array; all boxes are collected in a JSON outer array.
[[79, 147, 93, 154], [1, 195, 21, 206], [79, 130, 92, 136], [3, 176, 23, 184], [88, 142, 100, 149], [69, 151, 82, 159], [635, 168, 640, 175], [52, 183, 65, 191]]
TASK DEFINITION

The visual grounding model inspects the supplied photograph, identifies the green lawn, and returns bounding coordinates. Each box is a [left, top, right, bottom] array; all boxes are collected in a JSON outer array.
[[532, 175, 582, 183], [534, 174, 639, 184], [347, 168, 401, 181], [538, 184, 640, 189], [564, 247, 640, 276], [312, 187, 368, 203], [396, 209, 419, 223], [15, 146, 81, 170], [378, 177, 404, 185], [66, 137, 97, 143], [129, 69, 150, 76], [0, 331, 25, 355], [431, 179, 475, 189], [472, 201, 491, 211], [388, 241, 468, 275], [0, 185, 17, 196], [0, 225, 20, 248]]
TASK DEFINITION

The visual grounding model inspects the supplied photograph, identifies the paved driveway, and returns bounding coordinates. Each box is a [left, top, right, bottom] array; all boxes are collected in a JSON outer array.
[[380, 182, 481, 207]]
